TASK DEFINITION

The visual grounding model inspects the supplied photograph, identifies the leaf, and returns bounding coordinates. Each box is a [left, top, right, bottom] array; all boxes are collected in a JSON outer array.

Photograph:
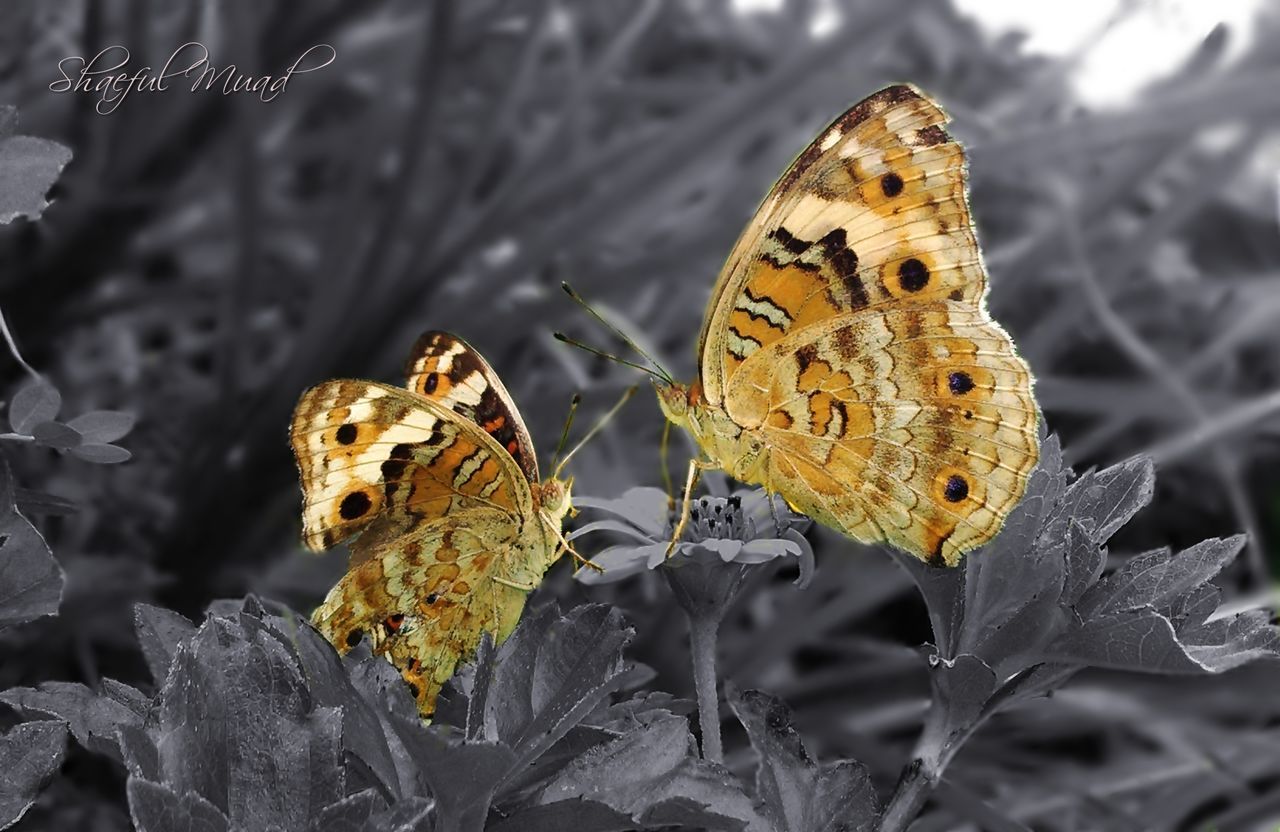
[[0, 680, 146, 761], [1044, 455, 1155, 546], [0, 721, 68, 830], [390, 718, 517, 832], [488, 604, 633, 769], [487, 798, 638, 832], [538, 714, 763, 831], [69, 442, 132, 464], [126, 778, 230, 832], [13, 488, 78, 516], [133, 603, 197, 684], [30, 420, 81, 450], [66, 410, 136, 443], [8, 382, 59, 434], [0, 460, 62, 631], [0, 132, 72, 224], [1046, 608, 1280, 674], [1076, 536, 1245, 620], [727, 687, 876, 832]]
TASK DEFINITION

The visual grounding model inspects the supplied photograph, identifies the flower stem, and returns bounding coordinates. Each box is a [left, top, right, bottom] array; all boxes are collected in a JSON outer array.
[[687, 611, 723, 763]]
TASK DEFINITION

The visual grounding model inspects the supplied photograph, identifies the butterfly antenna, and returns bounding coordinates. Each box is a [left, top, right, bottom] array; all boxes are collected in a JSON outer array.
[[560, 283, 675, 385], [554, 385, 638, 478], [549, 393, 581, 474], [552, 333, 669, 383]]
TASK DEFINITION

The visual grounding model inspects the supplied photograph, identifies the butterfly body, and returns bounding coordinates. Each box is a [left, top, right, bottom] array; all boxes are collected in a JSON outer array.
[[659, 85, 1040, 566], [291, 332, 572, 717]]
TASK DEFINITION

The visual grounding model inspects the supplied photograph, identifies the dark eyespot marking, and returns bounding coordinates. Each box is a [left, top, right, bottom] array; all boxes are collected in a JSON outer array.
[[424, 372, 439, 394], [406, 681, 420, 698], [335, 423, 357, 445], [964, 410, 973, 420], [899, 258, 929, 292], [880, 172, 904, 197], [943, 475, 969, 503], [948, 288, 965, 301], [340, 490, 373, 520], [425, 593, 439, 605], [948, 371, 975, 395], [345, 630, 362, 648], [384, 614, 405, 634]]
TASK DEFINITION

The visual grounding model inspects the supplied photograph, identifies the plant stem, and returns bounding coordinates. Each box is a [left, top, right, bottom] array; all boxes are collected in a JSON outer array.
[[878, 758, 938, 832], [687, 611, 723, 763]]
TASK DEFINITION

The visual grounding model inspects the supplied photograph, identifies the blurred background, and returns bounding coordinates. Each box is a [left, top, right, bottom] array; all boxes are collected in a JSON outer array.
[[2, 0, 1279, 829]]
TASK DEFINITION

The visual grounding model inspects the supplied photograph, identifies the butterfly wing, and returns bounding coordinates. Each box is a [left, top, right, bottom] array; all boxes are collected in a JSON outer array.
[[698, 84, 990, 407], [403, 330, 540, 484], [310, 507, 546, 717], [726, 304, 1037, 565], [290, 380, 533, 551]]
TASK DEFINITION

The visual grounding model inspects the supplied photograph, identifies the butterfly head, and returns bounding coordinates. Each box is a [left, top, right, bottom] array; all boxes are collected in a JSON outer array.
[[537, 476, 574, 524], [656, 379, 710, 436]]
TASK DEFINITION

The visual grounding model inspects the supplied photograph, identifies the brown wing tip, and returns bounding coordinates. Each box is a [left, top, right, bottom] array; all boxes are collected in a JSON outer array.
[[404, 330, 460, 377]]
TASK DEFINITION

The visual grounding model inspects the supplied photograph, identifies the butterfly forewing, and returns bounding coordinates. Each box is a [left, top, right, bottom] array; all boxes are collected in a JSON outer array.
[[290, 380, 532, 552], [699, 84, 989, 407], [403, 330, 540, 484]]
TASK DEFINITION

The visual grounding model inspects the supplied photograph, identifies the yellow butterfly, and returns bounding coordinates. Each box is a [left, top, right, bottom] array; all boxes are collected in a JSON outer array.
[[290, 331, 585, 718], [615, 84, 1039, 566]]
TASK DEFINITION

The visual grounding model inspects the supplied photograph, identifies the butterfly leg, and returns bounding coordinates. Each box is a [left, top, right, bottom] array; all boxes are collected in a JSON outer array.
[[493, 576, 537, 591], [660, 419, 675, 507], [666, 457, 712, 557], [538, 509, 605, 573]]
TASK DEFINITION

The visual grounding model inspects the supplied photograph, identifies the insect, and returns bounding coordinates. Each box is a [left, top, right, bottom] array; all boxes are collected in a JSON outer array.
[[565, 84, 1039, 566], [290, 331, 616, 717]]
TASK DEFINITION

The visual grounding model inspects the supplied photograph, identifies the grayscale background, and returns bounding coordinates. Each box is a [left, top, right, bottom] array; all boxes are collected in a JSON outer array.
[[2, 1, 1279, 829]]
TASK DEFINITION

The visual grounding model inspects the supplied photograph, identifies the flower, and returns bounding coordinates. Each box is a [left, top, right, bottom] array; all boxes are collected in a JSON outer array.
[[569, 483, 814, 589]]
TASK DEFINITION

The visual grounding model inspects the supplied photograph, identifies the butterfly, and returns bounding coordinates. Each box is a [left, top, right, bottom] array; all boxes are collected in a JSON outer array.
[[290, 331, 578, 718], [647, 84, 1040, 567]]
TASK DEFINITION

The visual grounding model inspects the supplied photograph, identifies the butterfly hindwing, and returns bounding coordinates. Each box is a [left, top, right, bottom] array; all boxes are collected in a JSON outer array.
[[290, 379, 531, 552], [699, 84, 988, 407], [404, 330, 539, 484], [725, 304, 1037, 564], [309, 507, 537, 717]]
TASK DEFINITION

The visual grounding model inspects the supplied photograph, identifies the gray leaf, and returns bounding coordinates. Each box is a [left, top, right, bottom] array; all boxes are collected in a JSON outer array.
[[8, 383, 59, 434], [66, 410, 136, 443], [30, 420, 82, 450], [126, 778, 229, 832], [0, 133, 72, 224], [133, 603, 197, 684], [69, 442, 132, 464], [1076, 536, 1245, 620], [0, 721, 68, 830], [726, 686, 875, 832], [0, 680, 146, 761], [1045, 456, 1154, 545], [0, 460, 62, 630]]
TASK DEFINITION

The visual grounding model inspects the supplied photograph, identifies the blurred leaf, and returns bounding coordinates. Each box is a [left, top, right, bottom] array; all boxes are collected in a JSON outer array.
[[133, 603, 197, 684], [726, 687, 876, 832], [126, 778, 229, 832], [66, 410, 136, 444], [13, 488, 78, 516], [8, 382, 59, 435], [0, 122, 72, 224], [69, 443, 132, 464], [0, 721, 68, 830], [30, 420, 82, 450], [0, 459, 62, 631]]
